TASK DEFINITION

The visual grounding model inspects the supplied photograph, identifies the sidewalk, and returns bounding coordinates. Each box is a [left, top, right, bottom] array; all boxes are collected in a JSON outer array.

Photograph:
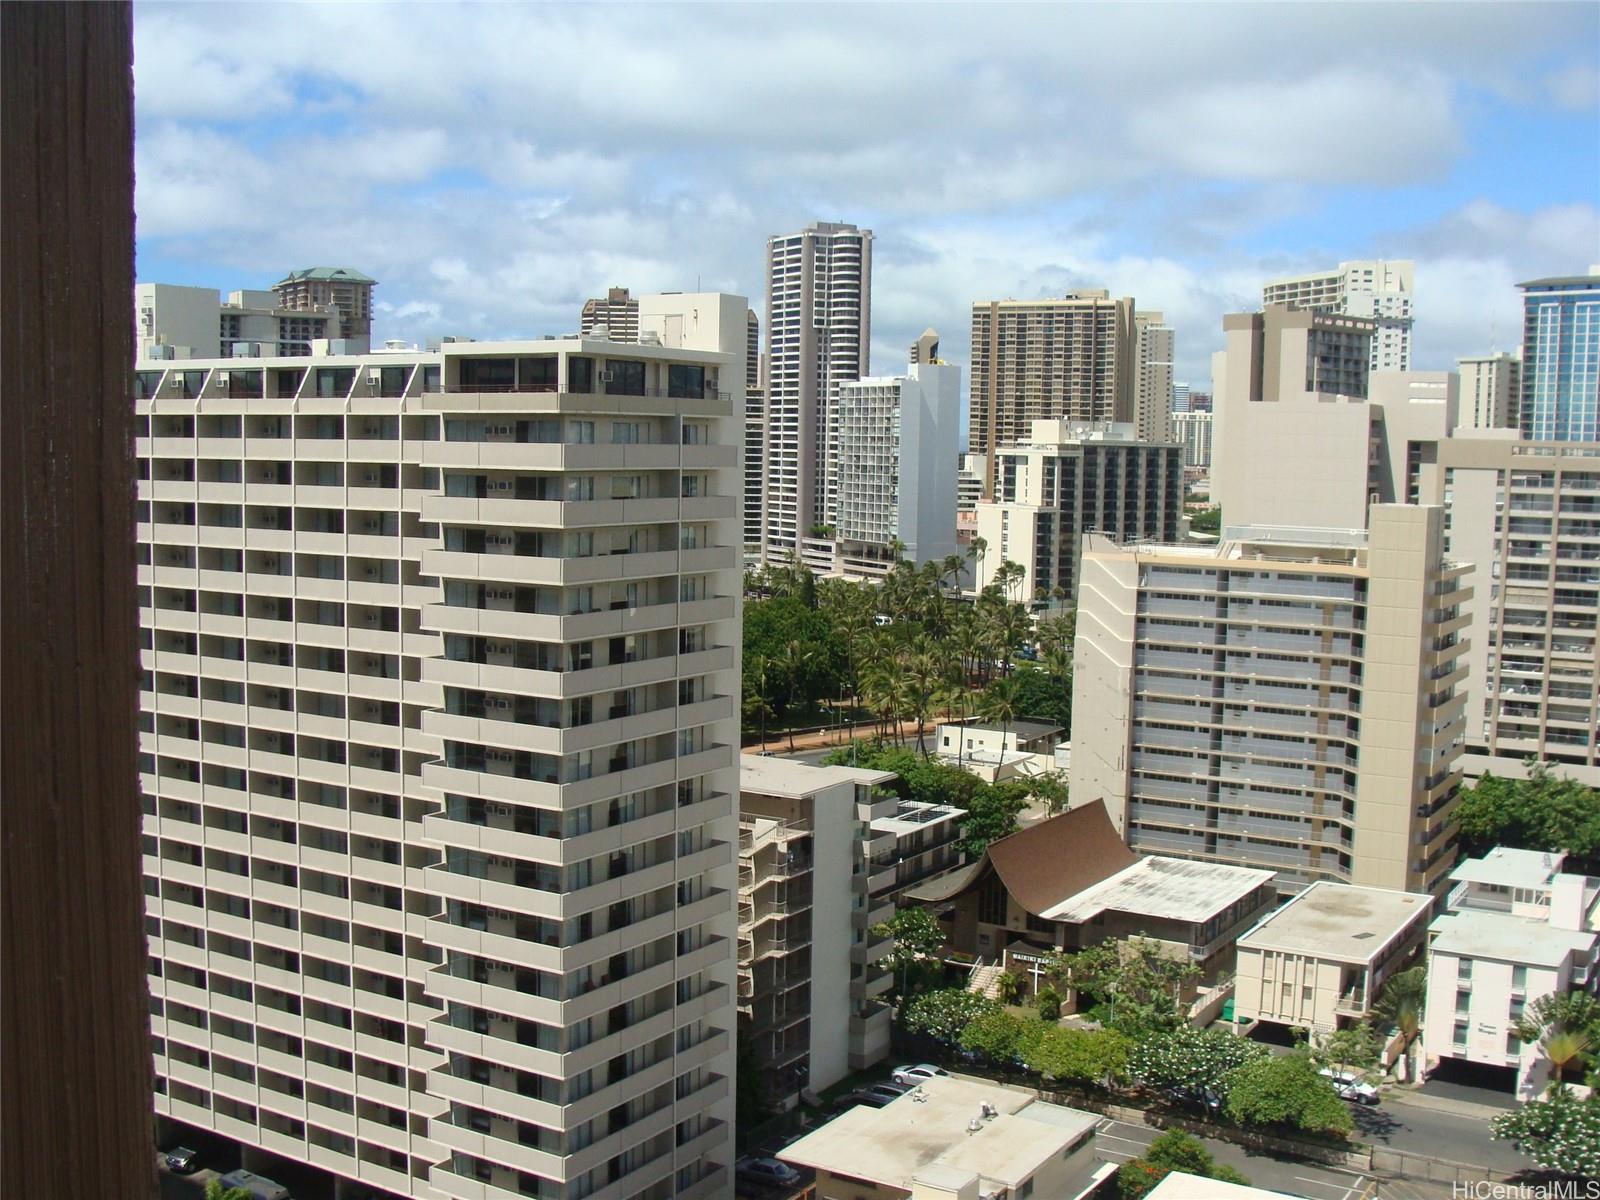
[[1381, 1086, 1511, 1123], [745, 719, 925, 756]]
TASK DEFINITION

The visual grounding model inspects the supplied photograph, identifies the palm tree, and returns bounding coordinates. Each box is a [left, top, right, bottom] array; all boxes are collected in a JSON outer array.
[[903, 644, 944, 758], [778, 639, 816, 752], [744, 655, 776, 749], [993, 601, 1033, 677], [941, 552, 966, 593], [1516, 991, 1600, 1089], [1372, 965, 1426, 1074], [978, 676, 1022, 761]]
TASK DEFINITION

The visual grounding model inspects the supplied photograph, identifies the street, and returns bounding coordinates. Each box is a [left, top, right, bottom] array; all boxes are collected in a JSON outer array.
[[1094, 1118, 1374, 1200], [1355, 1091, 1534, 1176]]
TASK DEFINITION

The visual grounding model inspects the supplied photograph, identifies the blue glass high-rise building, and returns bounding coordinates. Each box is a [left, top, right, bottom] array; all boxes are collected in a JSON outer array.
[[1519, 271, 1600, 440]]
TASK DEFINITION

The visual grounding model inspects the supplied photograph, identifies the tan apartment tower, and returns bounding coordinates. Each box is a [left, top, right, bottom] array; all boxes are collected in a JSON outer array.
[[1263, 259, 1414, 373], [1134, 310, 1175, 443], [136, 324, 744, 1198], [968, 290, 1136, 496], [271, 267, 375, 344], [1072, 506, 1470, 895], [579, 286, 641, 340], [1456, 352, 1522, 432], [760, 221, 872, 559]]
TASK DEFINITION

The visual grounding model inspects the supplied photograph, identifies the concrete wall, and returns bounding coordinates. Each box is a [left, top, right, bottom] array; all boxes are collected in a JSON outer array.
[[1070, 542, 1140, 835]]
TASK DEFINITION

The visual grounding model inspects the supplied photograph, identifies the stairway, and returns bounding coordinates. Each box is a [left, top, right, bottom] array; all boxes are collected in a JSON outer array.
[[967, 961, 1005, 1000]]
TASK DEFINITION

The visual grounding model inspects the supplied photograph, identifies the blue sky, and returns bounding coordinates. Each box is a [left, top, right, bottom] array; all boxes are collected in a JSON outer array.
[[134, 2, 1599, 389]]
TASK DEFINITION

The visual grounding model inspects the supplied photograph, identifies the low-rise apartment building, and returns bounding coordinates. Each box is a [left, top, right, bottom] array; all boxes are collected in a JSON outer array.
[[933, 719, 1064, 782], [1073, 506, 1471, 894], [1422, 847, 1600, 1097], [778, 1075, 1110, 1200], [737, 758, 903, 1107], [1234, 882, 1433, 1035]]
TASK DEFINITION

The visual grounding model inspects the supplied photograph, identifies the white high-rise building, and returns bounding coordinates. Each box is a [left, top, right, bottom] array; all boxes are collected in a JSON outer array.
[[761, 221, 872, 560], [1172, 410, 1213, 471], [1134, 311, 1175, 443], [1172, 382, 1191, 414], [834, 363, 961, 575], [137, 324, 743, 1198], [1262, 259, 1414, 373], [137, 282, 353, 360]]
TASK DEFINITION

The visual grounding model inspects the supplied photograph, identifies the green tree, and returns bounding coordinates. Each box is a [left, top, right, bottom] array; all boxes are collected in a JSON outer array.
[[1035, 986, 1062, 1021], [1514, 991, 1600, 1089], [959, 781, 1026, 857], [1021, 1025, 1130, 1087], [1117, 1130, 1250, 1200], [1491, 1085, 1600, 1176], [205, 1183, 254, 1200], [1311, 1022, 1383, 1080], [873, 907, 948, 998], [1372, 965, 1426, 1047], [959, 1009, 1032, 1064], [778, 639, 817, 751], [1189, 506, 1222, 535], [743, 654, 777, 747], [977, 675, 1022, 749], [1009, 662, 1072, 731], [1127, 1025, 1266, 1102], [996, 970, 1025, 1004], [1454, 762, 1600, 859], [901, 987, 1000, 1043], [742, 595, 840, 718], [1051, 939, 1201, 1036], [1223, 1053, 1353, 1137]]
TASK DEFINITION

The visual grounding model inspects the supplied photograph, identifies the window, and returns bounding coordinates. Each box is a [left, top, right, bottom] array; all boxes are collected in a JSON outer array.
[[1455, 989, 1470, 1016], [1017, 1180, 1034, 1200], [1511, 965, 1527, 993], [1452, 1021, 1469, 1049], [1457, 958, 1473, 981], [1507, 1033, 1522, 1058]]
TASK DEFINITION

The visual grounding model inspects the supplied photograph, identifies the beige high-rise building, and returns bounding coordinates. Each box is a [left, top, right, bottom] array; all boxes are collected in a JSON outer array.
[[138, 282, 347, 359], [1212, 306, 1456, 530], [579, 286, 641, 341], [1456, 352, 1522, 432], [271, 267, 376, 344], [908, 327, 940, 365], [137, 322, 743, 1198], [1427, 435, 1600, 785], [1134, 310, 1175, 443], [760, 221, 872, 560], [968, 290, 1136, 496], [1072, 506, 1470, 895], [1262, 259, 1414, 373]]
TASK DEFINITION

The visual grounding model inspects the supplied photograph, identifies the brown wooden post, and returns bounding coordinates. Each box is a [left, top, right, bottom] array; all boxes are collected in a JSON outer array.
[[1, 3, 153, 1196]]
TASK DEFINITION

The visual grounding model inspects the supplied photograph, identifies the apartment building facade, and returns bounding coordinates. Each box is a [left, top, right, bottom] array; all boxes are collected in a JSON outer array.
[[1423, 847, 1600, 1097], [1428, 437, 1600, 784], [736, 759, 902, 1109], [138, 282, 344, 361], [833, 363, 961, 575], [1262, 259, 1414, 373], [580, 288, 641, 341], [1072, 507, 1470, 895], [1457, 352, 1522, 432], [972, 420, 1183, 604], [1519, 270, 1600, 442], [1173, 410, 1213, 472], [137, 331, 742, 1200], [272, 267, 377, 343], [968, 291, 1137, 497], [760, 221, 872, 559], [1134, 310, 1175, 444]]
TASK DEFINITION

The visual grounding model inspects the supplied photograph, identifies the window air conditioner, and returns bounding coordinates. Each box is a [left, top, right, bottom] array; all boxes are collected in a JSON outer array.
[[600, 370, 615, 384]]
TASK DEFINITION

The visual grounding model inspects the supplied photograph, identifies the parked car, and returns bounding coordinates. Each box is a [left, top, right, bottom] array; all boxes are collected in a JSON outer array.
[[164, 1146, 200, 1174], [1319, 1068, 1380, 1105], [847, 1081, 911, 1108], [1160, 1085, 1223, 1114], [736, 1156, 802, 1188], [890, 1063, 949, 1086]]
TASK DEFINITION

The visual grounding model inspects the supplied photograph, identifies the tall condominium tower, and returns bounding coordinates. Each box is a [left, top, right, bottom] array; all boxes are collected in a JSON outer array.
[[1073, 506, 1469, 896], [972, 420, 1183, 604], [968, 291, 1136, 497], [761, 221, 872, 559], [834, 362, 962, 575], [580, 286, 641, 341], [1172, 410, 1213, 471], [1134, 311, 1175, 443], [1262, 259, 1414, 373], [908, 328, 940, 364], [136, 329, 743, 1199], [272, 267, 377, 344], [1519, 271, 1600, 442], [1456, 352, 1522, 432]]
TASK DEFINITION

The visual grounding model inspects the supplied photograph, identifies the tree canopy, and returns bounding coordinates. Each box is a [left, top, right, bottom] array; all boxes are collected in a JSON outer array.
[[1117, 1130, 1250, 1200], [1453, 762, 1600, 861], [1048, 939, 1201, 1036], [1222, 1053, 1353, 1137], [1127, 1024, 1266, 1101], [1492, 1086, 1600, 1177]]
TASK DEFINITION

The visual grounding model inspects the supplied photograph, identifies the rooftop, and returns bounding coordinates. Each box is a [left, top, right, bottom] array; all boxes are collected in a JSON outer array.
[[275, 267, 376, 285], [739, 754, 897, 799], [777, 1075, 1098, 1191], [941, 719, 1063, 742], [873, 799, 965, 836], [1429, 909, 1597, 968], [1238, 882, 1432, 962], [1450, 846, 1566, 893], [1042, 856, 1275, 925], [1147, 1172, 1317, 1200]]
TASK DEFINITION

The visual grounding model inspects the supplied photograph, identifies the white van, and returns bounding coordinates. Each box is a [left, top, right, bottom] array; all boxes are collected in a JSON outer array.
[[217, 1169, 293, 1200]]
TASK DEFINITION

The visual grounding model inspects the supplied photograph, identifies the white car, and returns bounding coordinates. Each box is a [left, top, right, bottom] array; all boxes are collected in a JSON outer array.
[[1319, 1067, 1380, 1105], [891, 1063, 949, 1086], [736, 1156, 802, 1188]]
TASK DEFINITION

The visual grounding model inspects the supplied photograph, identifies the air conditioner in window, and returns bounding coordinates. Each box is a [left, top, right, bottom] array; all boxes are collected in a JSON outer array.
[[487, 804, 512, 817], [490, 424, 512, 436], [599, 370, 615, 384]]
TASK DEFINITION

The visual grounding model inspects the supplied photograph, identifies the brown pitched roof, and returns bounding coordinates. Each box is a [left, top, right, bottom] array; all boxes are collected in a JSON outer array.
[[904, 801, 1137, 915]]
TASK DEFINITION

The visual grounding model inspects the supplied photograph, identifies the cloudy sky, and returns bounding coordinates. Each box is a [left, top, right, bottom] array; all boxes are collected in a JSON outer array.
[[135, 1, 1598, 400]]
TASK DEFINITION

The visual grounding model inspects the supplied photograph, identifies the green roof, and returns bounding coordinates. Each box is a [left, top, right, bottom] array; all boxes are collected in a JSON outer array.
[[275, 267, 376, 285]]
